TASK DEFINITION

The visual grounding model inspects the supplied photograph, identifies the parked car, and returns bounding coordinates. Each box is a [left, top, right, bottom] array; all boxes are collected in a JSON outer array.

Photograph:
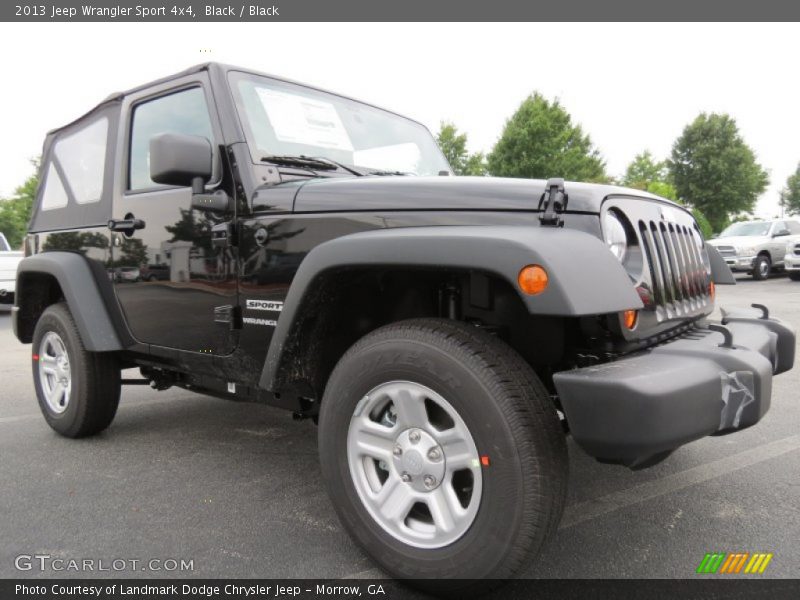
[[783, 237, 800, 281], [111, 266, 141, 283], [139, 263, 169, 281], [707, 219, 800, 280], [11, 63, 796, 590], [0, 232, 23, 311]]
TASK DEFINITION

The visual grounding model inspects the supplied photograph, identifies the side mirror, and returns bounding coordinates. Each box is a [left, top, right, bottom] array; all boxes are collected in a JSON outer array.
[[149, 133, 212, 187], [773, 229, 791, 238]]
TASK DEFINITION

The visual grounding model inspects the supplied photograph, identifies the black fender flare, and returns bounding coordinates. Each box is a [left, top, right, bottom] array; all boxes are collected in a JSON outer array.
[[259, 225, 643, 391], [14, 252, 125, 352]]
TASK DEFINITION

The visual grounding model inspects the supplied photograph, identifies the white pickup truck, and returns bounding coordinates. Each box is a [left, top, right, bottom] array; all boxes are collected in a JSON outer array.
[[0, 232, 23, 311]]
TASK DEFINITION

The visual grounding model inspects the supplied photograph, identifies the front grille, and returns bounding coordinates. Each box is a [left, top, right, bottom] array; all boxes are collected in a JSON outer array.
[[715, 245, 736, 257], [638, 218, 708, 319]]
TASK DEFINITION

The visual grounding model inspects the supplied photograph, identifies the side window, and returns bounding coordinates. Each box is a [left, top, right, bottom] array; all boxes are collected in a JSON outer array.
[[41, 117, 108, 210], [129, 87, 213, 191], [40, 163, 69, 211]]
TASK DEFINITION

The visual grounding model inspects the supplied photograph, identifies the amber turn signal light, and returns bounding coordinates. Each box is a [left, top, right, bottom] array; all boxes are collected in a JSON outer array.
[[623, 309, 638, 330], [708, 280, 715, 301], [518, 265, 548, 295]]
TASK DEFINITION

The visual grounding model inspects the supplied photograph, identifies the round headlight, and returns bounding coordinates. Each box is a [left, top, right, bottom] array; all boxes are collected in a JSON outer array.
[[603, 211, 628, 262]]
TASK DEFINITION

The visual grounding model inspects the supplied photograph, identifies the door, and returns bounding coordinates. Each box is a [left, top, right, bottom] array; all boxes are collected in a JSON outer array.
[[110, 76, 237, 354], [770, 221, 790, 265]]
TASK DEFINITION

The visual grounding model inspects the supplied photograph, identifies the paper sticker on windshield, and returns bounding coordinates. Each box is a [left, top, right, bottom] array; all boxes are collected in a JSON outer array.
[[354, 143, 421, 174], [256, 88, 354, 151]]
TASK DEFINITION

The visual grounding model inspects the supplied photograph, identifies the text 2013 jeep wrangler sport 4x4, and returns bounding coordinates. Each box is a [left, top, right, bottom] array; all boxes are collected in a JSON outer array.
[[12, 63, 795, 587]]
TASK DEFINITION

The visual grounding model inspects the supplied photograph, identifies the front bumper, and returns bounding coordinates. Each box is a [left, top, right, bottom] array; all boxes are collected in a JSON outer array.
[[723, 255, 756, 271], [784, 255, 800, 271], [554, 308, 795, 467], [0, 280, 15, 309]]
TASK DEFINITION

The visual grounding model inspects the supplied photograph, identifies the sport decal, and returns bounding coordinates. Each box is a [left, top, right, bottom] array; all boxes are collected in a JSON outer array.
[[246, 299, 284, 312]]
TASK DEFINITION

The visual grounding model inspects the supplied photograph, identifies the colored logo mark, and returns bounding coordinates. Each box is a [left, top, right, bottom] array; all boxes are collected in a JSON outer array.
[[696, 552, 773, 574]]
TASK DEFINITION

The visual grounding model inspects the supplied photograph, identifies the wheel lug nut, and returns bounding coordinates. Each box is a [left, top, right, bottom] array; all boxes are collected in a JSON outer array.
[[401, 472, 412, 483], [409, 430, 421, 443], [423, 474, 436, 489], [393, 445, 403, 456], [427, 447, 441, 461]]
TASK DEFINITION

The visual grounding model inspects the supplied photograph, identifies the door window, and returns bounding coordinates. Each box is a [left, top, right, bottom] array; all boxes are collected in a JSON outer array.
[[129, 87, 213, 191]]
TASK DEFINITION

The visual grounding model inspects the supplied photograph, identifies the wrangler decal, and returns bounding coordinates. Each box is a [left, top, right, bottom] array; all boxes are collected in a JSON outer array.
[[243, 317, 278, 327]]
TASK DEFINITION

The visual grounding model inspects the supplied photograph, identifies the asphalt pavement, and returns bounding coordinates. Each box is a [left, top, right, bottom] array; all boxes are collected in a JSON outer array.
[[1, 274, 798, 580]]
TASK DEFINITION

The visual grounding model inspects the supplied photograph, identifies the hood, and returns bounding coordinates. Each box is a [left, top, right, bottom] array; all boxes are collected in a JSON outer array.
[[287, 175, 682, 214], [708, 235, 768, 248]]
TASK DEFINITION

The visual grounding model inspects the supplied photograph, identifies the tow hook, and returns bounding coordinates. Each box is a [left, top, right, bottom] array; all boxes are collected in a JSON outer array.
[[708, 324, 735, 349]]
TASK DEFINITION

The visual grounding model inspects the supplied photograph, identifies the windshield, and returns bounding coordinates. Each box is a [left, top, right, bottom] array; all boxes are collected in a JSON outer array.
[[229, 71, 451, 176], [0, 233, 9, 252], [719, 222, 772, 237]]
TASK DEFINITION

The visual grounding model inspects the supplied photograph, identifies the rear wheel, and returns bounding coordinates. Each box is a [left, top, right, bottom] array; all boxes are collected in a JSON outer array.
[[32, 303, 121, 438], [318, 318, 567, 589], [752, 254, 771, 280]]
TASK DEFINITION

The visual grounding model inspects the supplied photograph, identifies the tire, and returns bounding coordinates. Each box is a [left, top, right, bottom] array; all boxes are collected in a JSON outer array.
[[752, 254, 771, 280], [789, 272, 800, 282], [318, 318, 567, 589], [32, 302, 121, 438]]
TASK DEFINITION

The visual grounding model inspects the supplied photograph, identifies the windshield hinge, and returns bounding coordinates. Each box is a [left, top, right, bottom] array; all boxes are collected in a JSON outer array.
[[538, 178, 568, 227]]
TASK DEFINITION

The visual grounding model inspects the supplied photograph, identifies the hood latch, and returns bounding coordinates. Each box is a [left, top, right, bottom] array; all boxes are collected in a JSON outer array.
[[538, 178, 568, 227]]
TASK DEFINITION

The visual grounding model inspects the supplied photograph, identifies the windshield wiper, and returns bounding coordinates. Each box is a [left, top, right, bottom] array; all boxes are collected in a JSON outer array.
[[366, 169, 414, 176], [260, 155, 339, 171], [306, 156, 365, 177]]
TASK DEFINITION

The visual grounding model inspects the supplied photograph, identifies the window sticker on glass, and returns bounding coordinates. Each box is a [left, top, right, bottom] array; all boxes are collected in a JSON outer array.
[[354, 143, 421, 173], [256, 88, 354, 151]]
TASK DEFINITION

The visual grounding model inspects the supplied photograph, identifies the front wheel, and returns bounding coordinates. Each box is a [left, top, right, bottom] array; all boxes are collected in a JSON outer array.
[[789, 272, 800, 282], [752, 255, 771, 280], [318, 319, 567, 588], [32, 303, 121, 438]]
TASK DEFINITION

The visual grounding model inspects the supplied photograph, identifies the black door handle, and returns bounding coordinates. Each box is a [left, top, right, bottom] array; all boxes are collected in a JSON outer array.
[[108, 216, 146, 234]]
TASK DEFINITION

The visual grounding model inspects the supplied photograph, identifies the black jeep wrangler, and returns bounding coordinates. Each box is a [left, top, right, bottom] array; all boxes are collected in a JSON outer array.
[[12, 63, 795, 585]]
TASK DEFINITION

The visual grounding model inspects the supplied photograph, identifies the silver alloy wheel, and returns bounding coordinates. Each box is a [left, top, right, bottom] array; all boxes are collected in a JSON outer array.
[[759, 259, 770, 278], [347, 381, 483, 549], [38, 331, 72, 414]]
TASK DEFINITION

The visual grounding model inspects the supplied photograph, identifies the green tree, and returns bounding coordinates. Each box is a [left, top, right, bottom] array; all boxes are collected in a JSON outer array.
[[643, 180, 713, 239], [0, 160, 39, 249], [435, 122, 486, 176], [41, 232, 86, 253], [114, 238, 149, 268], [165, 208, 214, 256], [668, 113, 768, 232], [691, 208, 714, 240], [622, 151, 667, 189], [782, 162, 800, 215], [645, 180, 678, 200], [487, 93, 607, 182]]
